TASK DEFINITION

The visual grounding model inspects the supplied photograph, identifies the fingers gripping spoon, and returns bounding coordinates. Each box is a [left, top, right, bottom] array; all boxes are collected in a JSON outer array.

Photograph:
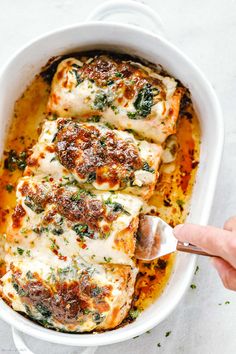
[[135, 215, 211, 261]]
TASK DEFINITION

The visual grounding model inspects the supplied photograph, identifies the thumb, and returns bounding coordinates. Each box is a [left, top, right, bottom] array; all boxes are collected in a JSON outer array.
[[212, 257, 236, 291], [173, 223, 236, 268]]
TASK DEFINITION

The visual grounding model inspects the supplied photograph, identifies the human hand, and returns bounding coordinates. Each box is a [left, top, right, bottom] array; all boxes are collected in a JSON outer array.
[[173, 217, 236, 291]]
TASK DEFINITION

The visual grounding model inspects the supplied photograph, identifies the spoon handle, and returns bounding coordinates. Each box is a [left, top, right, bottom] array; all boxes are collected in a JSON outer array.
[[177, 241, 212, 257]]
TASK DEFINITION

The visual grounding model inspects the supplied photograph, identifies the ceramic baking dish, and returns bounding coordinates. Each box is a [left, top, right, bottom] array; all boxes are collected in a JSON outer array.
[[0, 1, 223, 353]]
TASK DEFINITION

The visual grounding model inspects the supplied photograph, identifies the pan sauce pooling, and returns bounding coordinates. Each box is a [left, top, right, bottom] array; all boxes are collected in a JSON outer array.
[[0, 52, 200, 332]]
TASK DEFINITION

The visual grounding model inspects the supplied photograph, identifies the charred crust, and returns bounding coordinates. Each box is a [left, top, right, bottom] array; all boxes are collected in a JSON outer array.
[[55, 121, 142, 187], [12, 205, 26, 229], [54, 187, 105, 232], [11, 268, 112, 325]]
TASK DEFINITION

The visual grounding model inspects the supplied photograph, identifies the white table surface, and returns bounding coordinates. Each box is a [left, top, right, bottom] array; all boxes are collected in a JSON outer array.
[[0, 0, 235, 353]]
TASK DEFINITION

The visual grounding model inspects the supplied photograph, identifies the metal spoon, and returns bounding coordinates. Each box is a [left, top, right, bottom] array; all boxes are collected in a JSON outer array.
[[135, 215, 211, 261]]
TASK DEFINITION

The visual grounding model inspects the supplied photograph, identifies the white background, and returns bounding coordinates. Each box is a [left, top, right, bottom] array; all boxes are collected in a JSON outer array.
[[0, 0, 235, 353]]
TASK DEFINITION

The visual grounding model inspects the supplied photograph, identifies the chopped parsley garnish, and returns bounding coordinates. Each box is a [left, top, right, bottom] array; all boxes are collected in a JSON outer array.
[[176, 199, 185, 211], [99, 139, 106, 148], [107, 79, 114, 85], [17, 247, 24, 255], [36, 303, 52, 319], [5, 184, 14, 193], [4, 150, 27, 171], [225, 301, 230, 305], [190, 284, 196, 289], [104, 257, 112, 263], [93, 312, 104, 324], [165, 331, 171, 337], [129, 308, 141, 320], [105, 199, 130, 215], [24, 196, 44, 214], [72, 224, 94, 239], [194, 266, 199, 275], [111, 105, 119, 115], [157, 343, 161, 347], [58, 266, 72, 277], [26, 271, 33, 279], [115, 72, 124, 78], [83, 308, 91, 315], [26, 250, 31, 257], [33, 226, 49, 234], [93, 92, 108, 111], [91, 286, 102, 297], [127, 111, 137, 119], [88, 115, 101, 122], [49, 113, 58, 121], [52, 227, 64, 235], [70, 190, 84, 201], [142, 161, 155, 173], [50, 239, 59, 251]]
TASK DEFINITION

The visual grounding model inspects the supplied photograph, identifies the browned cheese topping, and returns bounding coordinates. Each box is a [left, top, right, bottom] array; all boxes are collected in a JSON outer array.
[[55, 120, 142, 187]]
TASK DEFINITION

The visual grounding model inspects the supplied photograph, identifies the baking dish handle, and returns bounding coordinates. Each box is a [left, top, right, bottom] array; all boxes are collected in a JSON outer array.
[[86, 0, 165, 37], [12, 327, 98, 354]]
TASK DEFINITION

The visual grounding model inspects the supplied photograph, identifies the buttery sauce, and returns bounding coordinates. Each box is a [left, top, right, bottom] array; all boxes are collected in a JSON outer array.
[[133, 109, 200, 312], [0, 60, 200, 323]]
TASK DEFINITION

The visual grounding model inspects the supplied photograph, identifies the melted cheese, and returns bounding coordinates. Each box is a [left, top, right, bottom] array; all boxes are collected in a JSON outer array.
[[1, 53, 189, 333], [1, 258, 137, 332], [25, 120, 162, 199], [5, 176, 143, 266], [47, 56, 183, 143]]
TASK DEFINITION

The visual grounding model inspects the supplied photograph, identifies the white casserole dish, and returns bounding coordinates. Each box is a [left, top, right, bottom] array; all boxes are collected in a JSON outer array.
[[0, 1, 223, 352]]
